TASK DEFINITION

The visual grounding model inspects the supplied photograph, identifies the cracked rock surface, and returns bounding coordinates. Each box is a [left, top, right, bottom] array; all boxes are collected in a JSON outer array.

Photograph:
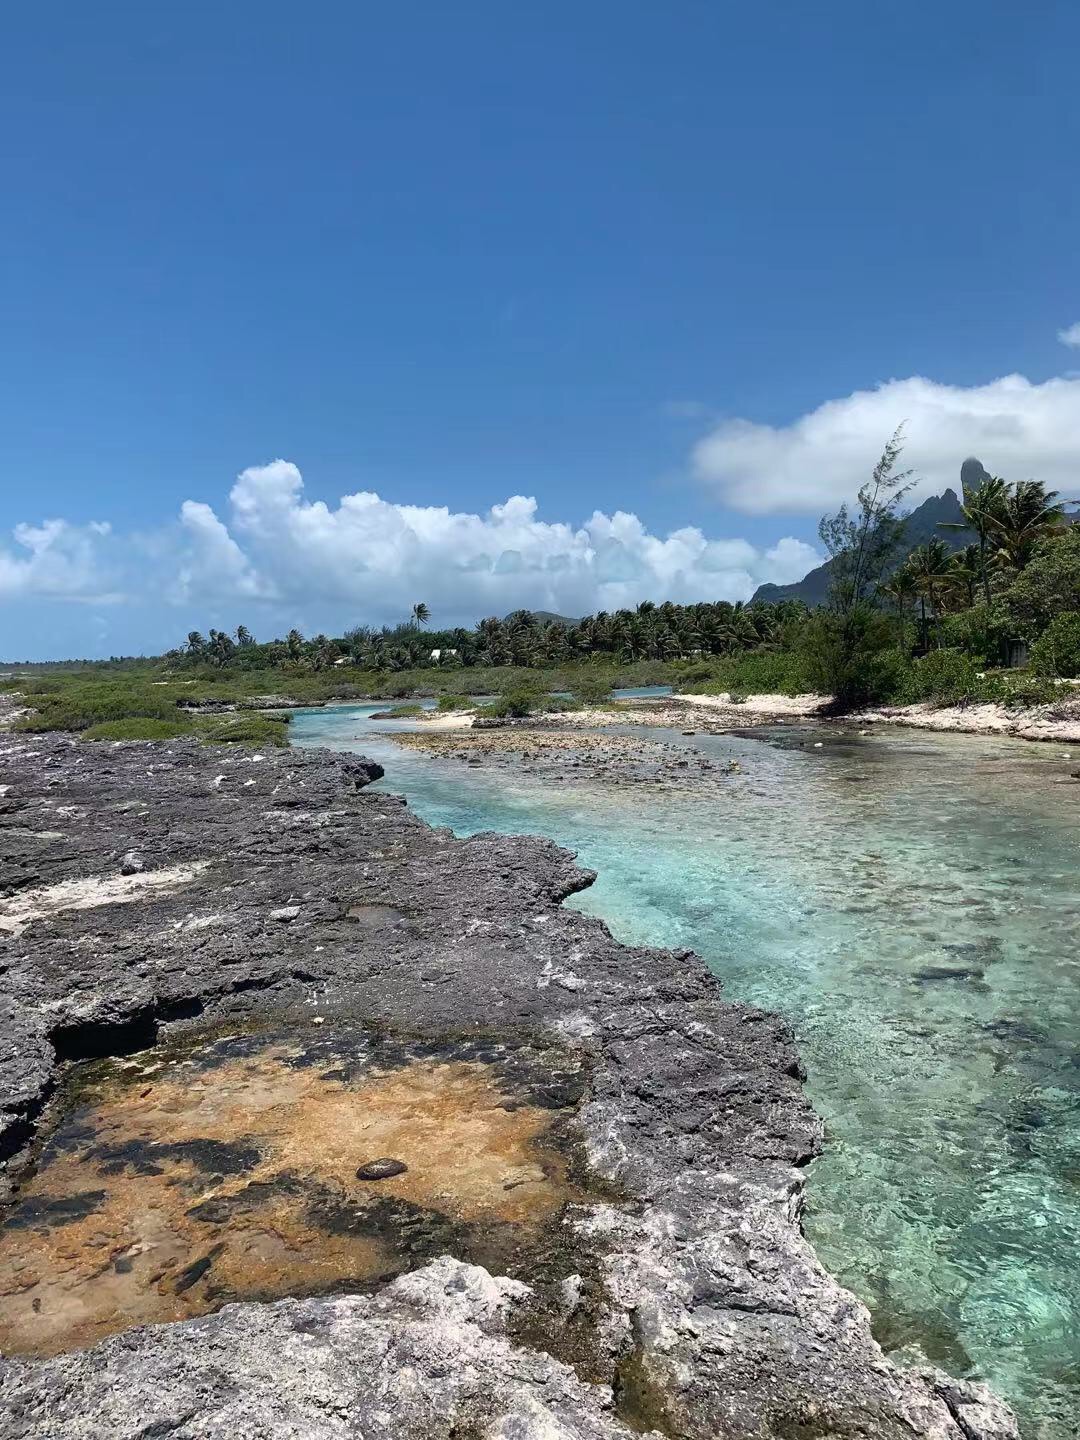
[[0, 734, 1016, 1439]]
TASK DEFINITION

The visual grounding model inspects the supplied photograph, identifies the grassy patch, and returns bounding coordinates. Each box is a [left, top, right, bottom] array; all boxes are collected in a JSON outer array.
[[12, 673, 292, 747], [14, 681, 186, 733], [675, 650, 809, 697], [196, 712, 291, 747], [82, 717, 195, 742], [371, 703, 426, 719]]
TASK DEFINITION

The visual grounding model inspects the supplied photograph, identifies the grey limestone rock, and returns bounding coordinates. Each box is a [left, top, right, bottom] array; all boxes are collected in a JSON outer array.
[[0, 734, 1016, 1439]]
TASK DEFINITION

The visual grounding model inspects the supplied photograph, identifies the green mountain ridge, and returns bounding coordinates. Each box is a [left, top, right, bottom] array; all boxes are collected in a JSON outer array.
[[750, 462, 987, 606]]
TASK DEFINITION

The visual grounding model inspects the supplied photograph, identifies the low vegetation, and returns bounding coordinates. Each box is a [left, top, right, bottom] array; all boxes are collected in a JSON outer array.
[[5, 678, 292, 747]]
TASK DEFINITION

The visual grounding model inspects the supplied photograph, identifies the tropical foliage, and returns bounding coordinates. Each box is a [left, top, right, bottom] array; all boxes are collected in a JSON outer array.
[[166, 597, 812, 676]]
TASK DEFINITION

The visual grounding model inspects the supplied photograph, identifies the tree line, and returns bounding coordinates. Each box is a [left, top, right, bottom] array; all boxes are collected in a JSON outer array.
[[173, 598, 811, 673]]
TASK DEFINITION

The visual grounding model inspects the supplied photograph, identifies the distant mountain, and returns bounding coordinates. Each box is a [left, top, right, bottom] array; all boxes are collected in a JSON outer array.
[[750, 461, 987, 606]]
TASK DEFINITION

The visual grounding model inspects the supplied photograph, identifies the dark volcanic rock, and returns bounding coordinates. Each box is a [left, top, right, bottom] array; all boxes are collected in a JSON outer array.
[[0, 734, 1015, 1439], [356, 1157, 409, 1181]]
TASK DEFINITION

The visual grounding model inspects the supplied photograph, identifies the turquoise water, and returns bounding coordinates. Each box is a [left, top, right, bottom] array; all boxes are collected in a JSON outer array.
[[292, 703, 1080, 1437]]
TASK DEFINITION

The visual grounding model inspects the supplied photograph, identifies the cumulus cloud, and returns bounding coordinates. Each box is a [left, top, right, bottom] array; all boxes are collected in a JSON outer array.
[[1, 465, 820, 637], [175, 500, 267, 603], [0, 518, 121, 602], [170, 461, 819, 621], [692, 373, 1080, 514], [1059, 322, 1080, 348]]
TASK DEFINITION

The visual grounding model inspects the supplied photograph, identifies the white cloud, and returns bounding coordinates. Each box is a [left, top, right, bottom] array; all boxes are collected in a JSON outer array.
[[1059, 322, 1080, 348], [692, 373, 1080, 514], [0, 518, 121, 602], [175, 500, 267, 603], [2, 465, 820, 634], [168, 460, 820, 621]]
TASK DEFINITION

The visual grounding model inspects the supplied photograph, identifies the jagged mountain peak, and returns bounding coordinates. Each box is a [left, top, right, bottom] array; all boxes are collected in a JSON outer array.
[[750, 466, 973, 606]]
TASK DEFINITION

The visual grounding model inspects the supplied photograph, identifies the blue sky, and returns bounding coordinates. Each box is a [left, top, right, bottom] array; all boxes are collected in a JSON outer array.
[[2, 1, 1079, 658]]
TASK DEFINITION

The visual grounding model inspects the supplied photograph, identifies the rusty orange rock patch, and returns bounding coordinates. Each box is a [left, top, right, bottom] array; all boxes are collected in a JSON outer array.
[[0, 1031, 585, 1356]]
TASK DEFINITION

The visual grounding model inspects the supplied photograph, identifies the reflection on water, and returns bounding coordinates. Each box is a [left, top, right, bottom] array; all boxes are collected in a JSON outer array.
[[0, 1028, 587, 1356], [293, 704, 1080, 1438]]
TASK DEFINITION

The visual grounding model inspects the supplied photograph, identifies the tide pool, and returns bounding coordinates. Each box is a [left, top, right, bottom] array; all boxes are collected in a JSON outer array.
[[291, 704, 1080, 1438]]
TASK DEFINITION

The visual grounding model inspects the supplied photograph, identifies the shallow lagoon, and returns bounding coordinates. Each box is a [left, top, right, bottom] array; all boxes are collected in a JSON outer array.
[[292, 704, 1080, 1437]]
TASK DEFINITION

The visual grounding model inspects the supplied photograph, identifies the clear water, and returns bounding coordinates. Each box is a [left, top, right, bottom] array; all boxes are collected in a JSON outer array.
[[291, 703, 1080, 1438]]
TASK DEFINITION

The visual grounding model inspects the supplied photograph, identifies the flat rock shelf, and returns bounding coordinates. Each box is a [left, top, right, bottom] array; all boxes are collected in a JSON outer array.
[[0, 734, 1015, 1439]]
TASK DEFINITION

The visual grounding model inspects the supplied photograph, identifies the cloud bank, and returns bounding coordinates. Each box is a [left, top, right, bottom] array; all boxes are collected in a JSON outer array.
[[171, 461, 819, 619], [693, 373, 1080, 514], [0, 463, 820, 637]]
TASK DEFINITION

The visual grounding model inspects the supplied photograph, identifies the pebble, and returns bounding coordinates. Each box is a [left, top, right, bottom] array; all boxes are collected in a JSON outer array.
[[270, 905, 300, 922], [356, 1157, 408, 1181]]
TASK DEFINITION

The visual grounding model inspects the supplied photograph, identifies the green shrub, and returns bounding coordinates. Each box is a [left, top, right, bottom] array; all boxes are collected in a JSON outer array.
[[937, 606, 1010, 666], [1030, 614, 1080, 679], [376, 703, 425, 718], [478, 689, 538, 718], [82, 717, 195, 742], [677, 649, 809, 698], [571, 676, 612, 706], [990, 674, 1059, 707], [196, 712, 291, 746], [436, 694, 471, 711], [673, 661, 716, 685], [1000, 528, 1080, 634], [901, 648, 983, 706], [796, 609, 902, 708], [15, 683, 181, 733]]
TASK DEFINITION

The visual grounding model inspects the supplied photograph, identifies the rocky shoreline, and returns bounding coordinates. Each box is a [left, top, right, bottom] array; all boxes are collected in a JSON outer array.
[[394, 722, 742, 789], [0, 734, 1016, 1438]]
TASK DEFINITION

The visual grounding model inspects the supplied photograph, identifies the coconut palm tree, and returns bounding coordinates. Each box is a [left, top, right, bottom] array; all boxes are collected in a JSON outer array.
[[946, 544, 983, 610], [235, 624, 254, 647], [906, 539, 953, 648], [938, 473, 1008, 607], [411, 602, 430, 630], [310, 635, 339, 671], [880, 563, 920, 629], [207, 628, 236, 667], [985, 480, 1066, 572]]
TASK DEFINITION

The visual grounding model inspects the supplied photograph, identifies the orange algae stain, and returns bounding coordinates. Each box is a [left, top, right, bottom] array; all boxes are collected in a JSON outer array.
[[0, 1037, 582, 1357]]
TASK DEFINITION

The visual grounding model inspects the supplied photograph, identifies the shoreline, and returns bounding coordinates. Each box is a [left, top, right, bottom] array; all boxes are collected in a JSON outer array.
[[0, 734, 1015, 1439], [562, 691, 1080, 747]]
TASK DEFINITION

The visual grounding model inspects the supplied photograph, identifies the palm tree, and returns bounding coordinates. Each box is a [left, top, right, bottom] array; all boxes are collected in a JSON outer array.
[[880, 563, 919, 632], [235, 624, 254, 647], [939, 473, 1008, 607], [207, 628, 236, 667], [985, 480, 1066, 572], [411, 602, 430, 630], [906, 539, 953, 648], [946, 544, 982, 610], [186, 631, 206, 656], [285, 628, 304, 660]]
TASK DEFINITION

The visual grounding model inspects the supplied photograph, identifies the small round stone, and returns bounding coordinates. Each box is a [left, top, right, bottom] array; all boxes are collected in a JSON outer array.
[[355, 1157, 408, 1181]]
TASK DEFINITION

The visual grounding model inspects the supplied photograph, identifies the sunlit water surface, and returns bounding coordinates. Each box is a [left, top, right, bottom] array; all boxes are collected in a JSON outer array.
[[292, 698, 1080, 1437]]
